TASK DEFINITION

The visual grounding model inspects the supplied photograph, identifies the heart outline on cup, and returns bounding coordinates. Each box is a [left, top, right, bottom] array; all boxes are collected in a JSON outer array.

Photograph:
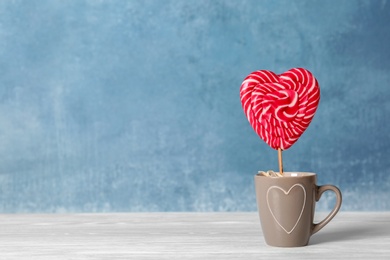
[[266, 184, 306, 234]]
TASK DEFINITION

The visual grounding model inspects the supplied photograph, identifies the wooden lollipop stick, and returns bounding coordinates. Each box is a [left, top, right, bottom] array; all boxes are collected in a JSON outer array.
[[278, 148, 283, 175]]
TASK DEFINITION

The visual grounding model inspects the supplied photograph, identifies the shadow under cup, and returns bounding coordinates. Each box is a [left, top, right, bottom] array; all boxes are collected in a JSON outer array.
[[254, 172, 342, 247]]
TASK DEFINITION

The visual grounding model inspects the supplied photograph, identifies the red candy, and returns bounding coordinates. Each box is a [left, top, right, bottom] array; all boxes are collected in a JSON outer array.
[[240, 68, 320, 150]]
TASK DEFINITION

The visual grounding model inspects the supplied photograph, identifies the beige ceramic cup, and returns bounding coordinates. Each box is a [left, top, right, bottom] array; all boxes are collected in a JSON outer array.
[[254, 172, 342, 247]]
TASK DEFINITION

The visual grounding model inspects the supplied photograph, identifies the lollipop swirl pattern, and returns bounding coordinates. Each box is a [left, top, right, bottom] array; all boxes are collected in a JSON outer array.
[[240, 68, 320, 150]]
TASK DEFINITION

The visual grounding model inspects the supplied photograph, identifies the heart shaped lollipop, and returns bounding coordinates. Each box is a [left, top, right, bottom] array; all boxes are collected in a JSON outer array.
[[240, 68, 320, 150]]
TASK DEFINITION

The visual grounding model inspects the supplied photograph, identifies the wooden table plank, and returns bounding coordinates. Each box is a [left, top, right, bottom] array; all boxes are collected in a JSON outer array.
[[0, 212, 389, 259]]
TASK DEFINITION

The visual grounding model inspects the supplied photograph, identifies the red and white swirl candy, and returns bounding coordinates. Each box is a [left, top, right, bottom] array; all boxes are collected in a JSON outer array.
[[240, 68, 320, 150]]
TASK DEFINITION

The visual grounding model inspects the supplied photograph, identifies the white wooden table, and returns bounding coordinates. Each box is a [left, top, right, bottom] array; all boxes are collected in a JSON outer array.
[[0, 212, 389, 259]]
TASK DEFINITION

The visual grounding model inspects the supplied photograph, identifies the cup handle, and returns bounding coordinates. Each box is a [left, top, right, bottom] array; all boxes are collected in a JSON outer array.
[[311, 185, 342, 235]]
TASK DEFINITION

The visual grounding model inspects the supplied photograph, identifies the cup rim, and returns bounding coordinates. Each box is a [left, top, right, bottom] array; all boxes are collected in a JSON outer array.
[[256, 172, 316, 178]]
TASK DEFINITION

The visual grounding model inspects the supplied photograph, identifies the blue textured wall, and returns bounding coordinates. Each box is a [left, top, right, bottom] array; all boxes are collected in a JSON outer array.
[[0, 0, 389, 212]]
